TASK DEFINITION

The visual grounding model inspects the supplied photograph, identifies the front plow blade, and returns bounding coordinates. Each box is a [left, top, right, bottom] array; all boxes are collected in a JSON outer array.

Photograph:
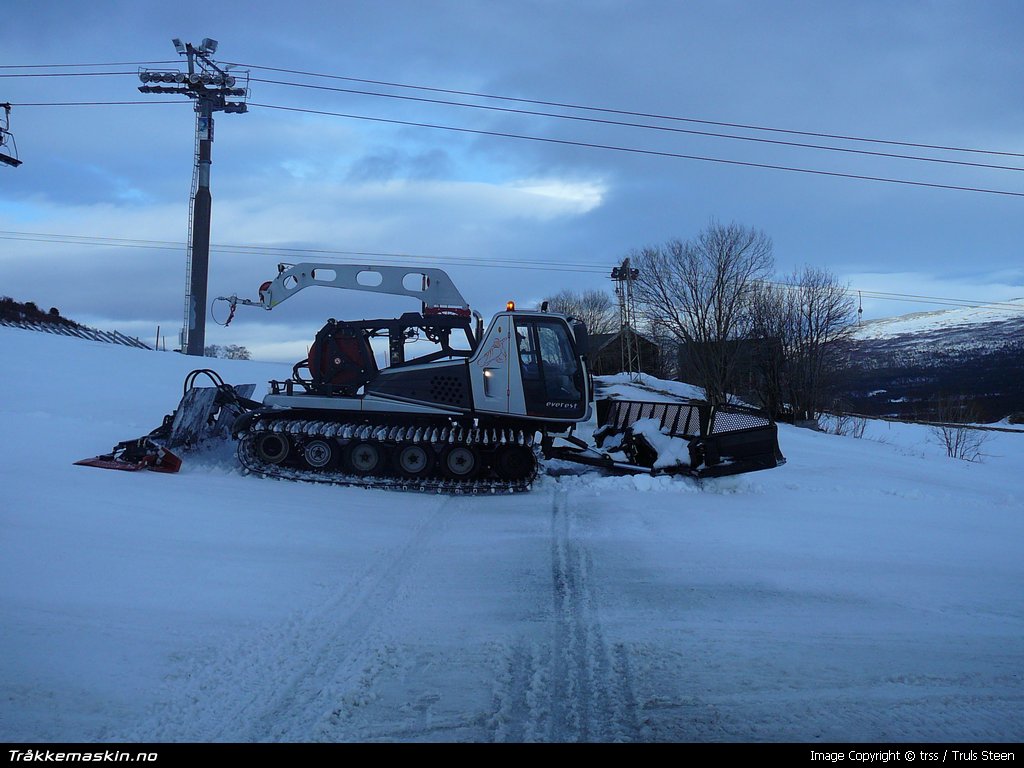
[[594, 397, 786, 477]]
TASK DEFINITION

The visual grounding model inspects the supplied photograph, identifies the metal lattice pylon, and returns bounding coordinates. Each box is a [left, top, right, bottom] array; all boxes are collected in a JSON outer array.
[[611, 259, 642, 382]]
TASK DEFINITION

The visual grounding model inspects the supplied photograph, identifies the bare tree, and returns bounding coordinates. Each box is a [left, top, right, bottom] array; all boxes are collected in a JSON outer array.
[[646, 320, 680, 380], [930, 396, 988, 462], [749, 266, 857, 422], [205, 343, 252, 360], [631, 220, 774, 404], [543, 288, 618, 336], [821, 402, 867, 439], [789, 266, 857, 421], [223, 344, 252, 360], [747, 281, 792, 417]]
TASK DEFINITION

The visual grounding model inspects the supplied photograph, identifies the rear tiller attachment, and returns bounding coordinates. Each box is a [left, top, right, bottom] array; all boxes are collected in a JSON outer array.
[[74, 437, 183, 473], [74, 369, 257, 474]]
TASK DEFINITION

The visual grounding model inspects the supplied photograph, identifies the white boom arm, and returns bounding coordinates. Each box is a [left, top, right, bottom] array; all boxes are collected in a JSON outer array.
[[219, 263, 470, 312]]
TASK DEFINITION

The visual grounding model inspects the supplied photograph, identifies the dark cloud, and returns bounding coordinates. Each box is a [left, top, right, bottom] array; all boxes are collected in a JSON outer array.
[[346, 147, 452, 182], [1, 0, 1021, 362]]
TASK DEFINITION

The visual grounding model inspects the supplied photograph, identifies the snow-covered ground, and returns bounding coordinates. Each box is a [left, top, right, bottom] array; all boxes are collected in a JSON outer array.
[[1, 326, 1022, 742]]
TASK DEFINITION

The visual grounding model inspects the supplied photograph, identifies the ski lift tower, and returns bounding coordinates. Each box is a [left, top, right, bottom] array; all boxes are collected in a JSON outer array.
[[138, 39, 248, 355], [611, 258, 642, 382]]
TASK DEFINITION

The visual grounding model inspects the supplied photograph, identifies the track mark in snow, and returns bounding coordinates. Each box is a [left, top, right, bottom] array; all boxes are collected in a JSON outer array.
[[247, 498, 463, 742], [121, 498, 458, 742], [491, 642, 548, 742], [493, 490, 640, 742], [550, 490, 641, 742]]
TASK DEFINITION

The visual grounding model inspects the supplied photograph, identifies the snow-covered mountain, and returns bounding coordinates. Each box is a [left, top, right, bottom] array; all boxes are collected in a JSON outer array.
[[840, 300, 1024, 420], [855, 298, 1024, 343], [1, 325, 1022, 742]]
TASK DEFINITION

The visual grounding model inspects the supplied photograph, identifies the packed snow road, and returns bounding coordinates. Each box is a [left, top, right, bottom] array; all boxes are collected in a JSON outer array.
[[100, 486, 647, 742], [1, 328, 1022, 742]]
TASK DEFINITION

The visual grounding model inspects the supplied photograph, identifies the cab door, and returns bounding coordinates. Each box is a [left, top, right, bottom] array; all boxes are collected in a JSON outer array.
[[513, 316, 587, 420]]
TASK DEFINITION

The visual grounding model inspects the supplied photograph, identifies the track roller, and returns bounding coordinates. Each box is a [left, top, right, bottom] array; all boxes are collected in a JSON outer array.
[[395, 443, 433, 478], [443, 445, 479, 479], [255, 432, 290, 464], [303, 438, 336, 470], [346, 441, 384, 475]]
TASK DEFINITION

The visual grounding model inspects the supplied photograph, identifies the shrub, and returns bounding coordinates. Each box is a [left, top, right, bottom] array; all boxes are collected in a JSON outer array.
[[929, 396, 989, 462]]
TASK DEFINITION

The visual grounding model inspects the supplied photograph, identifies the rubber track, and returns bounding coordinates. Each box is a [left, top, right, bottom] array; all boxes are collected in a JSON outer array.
[[237, 419, 538, 495]]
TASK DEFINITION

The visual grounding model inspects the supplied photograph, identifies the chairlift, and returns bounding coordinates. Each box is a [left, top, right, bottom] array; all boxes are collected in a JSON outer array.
[[1, 103, 23, 168]]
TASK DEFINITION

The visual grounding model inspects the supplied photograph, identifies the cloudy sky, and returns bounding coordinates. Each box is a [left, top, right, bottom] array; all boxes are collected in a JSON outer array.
[[2, 0, 1022, 361]]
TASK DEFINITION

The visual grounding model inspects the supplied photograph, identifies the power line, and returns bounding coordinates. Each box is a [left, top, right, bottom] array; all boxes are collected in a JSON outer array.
[[0, 232, 609, 275], [3, 230, 1021, 312], [249, 102, 1024, 199], [0, 61, 179, 68], [4, 62, 1018, 317], [9, 69, 1024, 190], [0, 71, 140, 78], [23, 96, 1015, 197], [11, 100, 188, 106], [10, 59, 1021, 160], [249, 76, 1024, 173], [227, 60, 1024, 159]]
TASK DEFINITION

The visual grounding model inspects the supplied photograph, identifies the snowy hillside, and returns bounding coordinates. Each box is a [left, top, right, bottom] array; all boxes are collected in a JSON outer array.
[[854, 298, 1024, 341], [840, 300, 1024, 421], [1, 326, 1022, 742]]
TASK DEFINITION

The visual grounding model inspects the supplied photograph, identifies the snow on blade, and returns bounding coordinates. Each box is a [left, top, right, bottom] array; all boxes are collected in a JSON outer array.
[[628, 418, 691, 469]]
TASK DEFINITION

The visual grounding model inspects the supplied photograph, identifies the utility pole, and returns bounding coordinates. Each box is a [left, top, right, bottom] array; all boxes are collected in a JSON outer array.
[[0, 103, 23, 167], [138, 39, 248, 355], [611, 259, 642, 382]]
